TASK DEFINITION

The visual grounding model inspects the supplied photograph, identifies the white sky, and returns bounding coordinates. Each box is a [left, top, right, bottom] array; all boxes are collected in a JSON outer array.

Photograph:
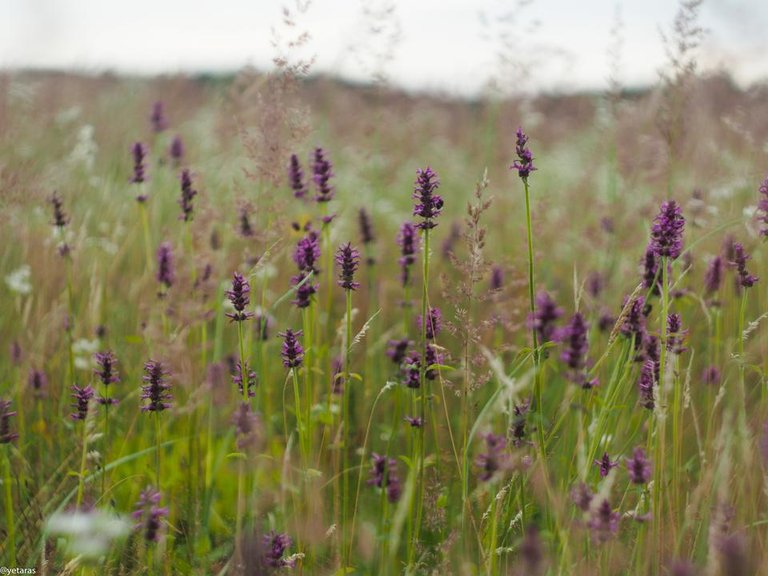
[[1, 0, 766, 95]]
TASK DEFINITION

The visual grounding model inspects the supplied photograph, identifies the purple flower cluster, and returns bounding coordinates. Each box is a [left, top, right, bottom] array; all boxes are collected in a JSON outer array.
[[731, 242, 758, 289], [594, 452, 619, 478], [667, 313, 688, 354], [418, 306, 442, 340], [368, 453, 402, 503], [650, 200, 685, 260], [130, 142, 147, 188], [588, 499, 620, 543], [169, 135, 184, 167], [397, 222, 419, 287], [28, 369, 48, 399], [412, 167, 443, 229], [758, 175, 768, 237], [178, 169, 197, 222], [156, 242, 175, 292], [336, 242, 361, 291], [70, 384, 95, 421], [511, 127, 537, 180], [233, 360, 257, 398], [288, 153, 307, 199], [626, 446, 652, 485], [402, 351, 421, 389], [294, 232, 321, 274], [226, 272, 254, 322], [620, 296, 647, 351], [150, 101, 167, 133], [510, 398, 530, 447], [705, 255, 723, 296], [529, 291, 563, 344], [475, 432, 508, 482], [264, 531, 295, 568], [642, 245, 661, 297], [0, 399, 18, 444], [132, 487, 168, 542], [638, 359, 656, 410], [280, 329, 304, 369], [386, 338, 411, 365], [312, 147, 334, 203], [94, 351, 120, 406], [557, 312, 598, 389], [233, 402, 261, 451], [49, 191, 69, 228], [141, 360, 172, 413], [358, 208, 375, 246]]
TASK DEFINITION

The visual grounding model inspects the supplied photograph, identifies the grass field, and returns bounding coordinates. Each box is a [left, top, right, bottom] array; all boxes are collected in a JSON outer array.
[[1, 45, 768, 576]]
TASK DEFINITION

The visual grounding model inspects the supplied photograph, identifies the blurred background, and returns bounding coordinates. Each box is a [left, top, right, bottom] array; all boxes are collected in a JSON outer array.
[[2, 0, 767, 95]]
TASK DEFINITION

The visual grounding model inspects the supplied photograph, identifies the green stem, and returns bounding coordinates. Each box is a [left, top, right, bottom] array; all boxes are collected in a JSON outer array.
[[75, 422, 89, 509], [343, 288, 353, 567], [522, 178, 542, 448], [4, 447, 15, 567]]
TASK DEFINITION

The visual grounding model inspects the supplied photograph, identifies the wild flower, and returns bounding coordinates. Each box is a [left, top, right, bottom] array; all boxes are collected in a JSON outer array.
[[412, 167, 443, 229], [169, 135, 184, 166], [510, 398, 530, 447], [529, 291, 563, 344], [130, 142, 147, 188], [571, 482, 594, 511], [178, 169, 197, 222], [397, 221, 419, 287], [280, 329, 304, 369], [233, 402, 261, 451], [94, 351, 120, 406], [150, 101, 167, 133], [731, 243, 758, 289], [626, 446, 652, 485], [402, 351, 421, 388], [70, 384, 95, 421], [704, 255, 723, 296], [368, 453, 402, 503], [667, 313, 688, 354], [594, 452, 619, 478], [294, 232, 321, 274], [490, 265, 504, 291], [156, 242, 175, 293], [336, 242, 361, 290], [588, 499, 620, 543], [475, 432, 508, 482], [288, 153, 307, 199], [358, 207, 375, 245], [620, 296, 647, 351], [650, 200, 685, 260], [263, 531, 295, 568], [702, 365, 721, 386], [518, 525, 545, 576], [638, 359, 656, 410], [49, 191, 69, 228], [386, 338, 411, 365], [404, 416, 424, 428], [233, 360, 257, 398], [28, 368, 48, 399], [510, 127, 536, 180], [417, 306, 442, 340], [5, 265, 32, 296], [642, 245, 661, 296], [312, 147, 334, 203], [132, 487, 168, 542], [0, 399, 18, 443], [141, 360, 172, 413], [226, 272, 254, 322], [557, 312, 598, 388], [291, 272, 317, 309]]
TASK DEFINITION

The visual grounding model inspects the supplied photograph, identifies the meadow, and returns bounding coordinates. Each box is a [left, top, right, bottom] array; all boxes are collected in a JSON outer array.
[[1, 42, 768, 576]]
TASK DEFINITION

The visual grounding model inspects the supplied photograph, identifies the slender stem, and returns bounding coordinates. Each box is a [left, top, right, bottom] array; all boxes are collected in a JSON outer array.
[[139, 201, 153, 274], [75, 422, 89, 509], [154, 413, 161, 487], [4, 447, 16, 567], [342, 288, 353, 567]]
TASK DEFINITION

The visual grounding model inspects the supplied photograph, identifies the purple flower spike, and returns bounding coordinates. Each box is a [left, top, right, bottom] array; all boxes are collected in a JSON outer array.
[[70, 384, 95, 421], [233, 360, 257, 398], [264, 531, 295, 568], [555, 313, 599, 389], [49, 191, 69, 228], [588, 499, 620, 543], [289, 153, 307, 199], [0, 399, 18, 444], [233, 402, 261, 451], [529, 291, 563, 344], [404, 416, 423, 428], [412, 167, 443, 229], [620, 296, 647, 351], [650, 200, 685, 260], [150, 101, 167, 133], [226, 272, 254, 322], [642, 244, 661, 297], [280, 329, 304, 369], [594, 452, 619, 478], [28, 369, 48, 399], [418, 307, 442, 340], [758, 175, 768, 237], [397, 222, 419, 287], [130, 142, 148, 188], [132, 487, 168, 542], [667, 313, 688, 354], [94, 351, 120, 387], [141, 360, 172, 413], [702, 365, 721, 386], [169, 135, 184, 166], [156, 242, 175, 292], [510, 127, 537, 180], [178, 169, 197, 222], [511, 398, 530, 447], [291, 272, 318, 309], [638, 359, 656, 410], [571, 482, 594, 511], [402, 351, 421, 389], [336, 242, 361, 291], [358, 208, 375, 245], [387, 338, 411, 365], [705, 255, 723, 296], [294, 232, 321, 274], [368, 453, 402, 503], [475, 432, 508, 482], [731, 242, 759, 289], [312, 147, 334, 203], [626, 446, 652, 485]]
